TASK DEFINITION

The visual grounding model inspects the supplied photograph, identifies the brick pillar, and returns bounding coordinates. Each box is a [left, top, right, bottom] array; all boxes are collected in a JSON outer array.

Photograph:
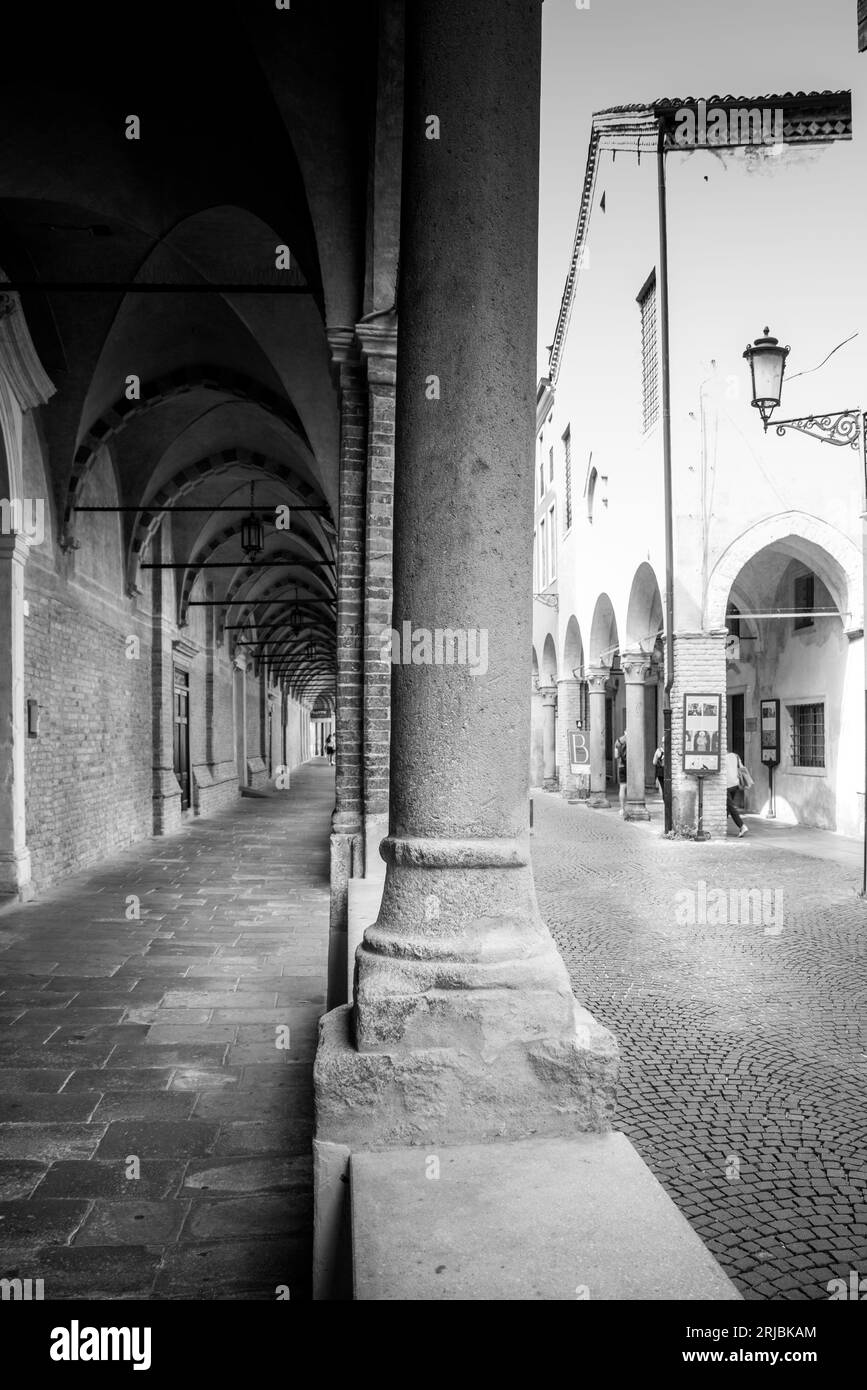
[[622, 650, 651, 821], [327, 331, 368, 1010], [586, 665, 610, 808], [315, 0, 617, 1153], [541, 685, 557, 790], [0, 534, 33, 900], [671, 629, 728, 838], [151, 525, 181, 835], [556, 677, 581, 798], [358, 316, 397, 879]]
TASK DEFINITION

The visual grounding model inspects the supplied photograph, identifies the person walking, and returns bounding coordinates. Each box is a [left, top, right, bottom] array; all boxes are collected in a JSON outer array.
[[614, 730, 627, 816], [652, 743, 665, 798], [725, 749, 749, 837], [325, 732, 335, 767]]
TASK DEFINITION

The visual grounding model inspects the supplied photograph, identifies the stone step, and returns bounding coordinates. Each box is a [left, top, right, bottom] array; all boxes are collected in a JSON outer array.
[[350, 1131, 742, 1301]]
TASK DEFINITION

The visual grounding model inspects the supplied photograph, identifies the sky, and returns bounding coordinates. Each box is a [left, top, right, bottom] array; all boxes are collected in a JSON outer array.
[[538, 0, 863, 376]]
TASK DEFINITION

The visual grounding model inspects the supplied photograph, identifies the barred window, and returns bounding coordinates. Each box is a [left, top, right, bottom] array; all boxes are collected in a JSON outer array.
[[563, 427, 573, 531], [548, 446, 554, 483], [637, 271, 659, 432], [788, 702, 825, 769]]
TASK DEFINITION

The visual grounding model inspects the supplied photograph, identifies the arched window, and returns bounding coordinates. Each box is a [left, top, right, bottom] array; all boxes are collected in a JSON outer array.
[[587, 466, 598, 523]]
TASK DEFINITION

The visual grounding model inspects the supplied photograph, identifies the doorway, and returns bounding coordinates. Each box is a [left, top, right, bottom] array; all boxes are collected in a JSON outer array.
[[727, 691, 745, 763], [173, 667, 191, 812]]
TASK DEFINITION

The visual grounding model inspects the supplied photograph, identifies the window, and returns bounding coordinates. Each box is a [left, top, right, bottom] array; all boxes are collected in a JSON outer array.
[[539, 517, 546, 588], [548, 446, 554, 483], [789, 702, 825, 769], [587, 466, 598, 523], [563, 427, 573, 531], [637, 271, 659, 432], [538, 453, 545, 498], [548, 503, 556, 582], [794, 573, 814, 630], [533, 528, 538, 588]]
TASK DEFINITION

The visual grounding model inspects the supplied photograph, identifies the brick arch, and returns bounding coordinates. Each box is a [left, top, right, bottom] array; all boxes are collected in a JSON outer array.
[[63, 364, 312, 537], [127, 449, 329, 588], [705, 512, 863, 634], [178, 528, 335, 623]]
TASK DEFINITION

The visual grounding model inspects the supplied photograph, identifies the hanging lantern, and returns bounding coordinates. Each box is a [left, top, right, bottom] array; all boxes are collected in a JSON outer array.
[[743, 328, 790, 431], [241, 483, 264, 559]]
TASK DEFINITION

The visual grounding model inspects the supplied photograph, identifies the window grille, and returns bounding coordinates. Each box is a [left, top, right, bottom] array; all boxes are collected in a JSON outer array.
[[788, 702, 824, 768], [638, 272, 659, 432], [564, 428, 573, 530]]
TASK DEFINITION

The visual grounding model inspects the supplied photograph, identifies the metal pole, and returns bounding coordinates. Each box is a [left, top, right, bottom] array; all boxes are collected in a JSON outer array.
[[657, 124, 675, 835]]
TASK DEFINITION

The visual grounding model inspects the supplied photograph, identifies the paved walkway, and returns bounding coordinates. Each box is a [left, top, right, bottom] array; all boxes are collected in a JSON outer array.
[[0, 761, 333, 1301], [531, 790, 867, 1301]]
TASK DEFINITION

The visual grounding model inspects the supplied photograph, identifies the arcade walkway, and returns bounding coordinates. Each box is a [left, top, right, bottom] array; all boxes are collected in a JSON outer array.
[[0, 762, 333, 1300]]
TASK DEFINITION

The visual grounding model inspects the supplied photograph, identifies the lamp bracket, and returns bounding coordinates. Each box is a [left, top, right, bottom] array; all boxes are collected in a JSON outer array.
[[772, 409, 862, 449]]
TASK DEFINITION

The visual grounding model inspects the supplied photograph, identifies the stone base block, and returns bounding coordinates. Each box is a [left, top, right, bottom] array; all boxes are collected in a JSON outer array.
[[314, 1002, 618, 1151], [585, 793, 610, 809], [349, 1132, 742, 1300]]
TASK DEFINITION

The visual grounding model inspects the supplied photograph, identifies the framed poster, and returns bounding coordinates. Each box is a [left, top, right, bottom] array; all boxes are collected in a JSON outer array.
[[683, 693, 721, 772], [760, 698, 780, 765], [568, 728, 590, 772]]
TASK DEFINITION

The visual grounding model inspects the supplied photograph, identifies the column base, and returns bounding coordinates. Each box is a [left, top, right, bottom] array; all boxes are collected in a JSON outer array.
[[542, 777, 559, 793], [0, 849, 34, 902], [624, 803, 651, 821], [585, 792, 610, 809], [314, 1001, 618, 1152]]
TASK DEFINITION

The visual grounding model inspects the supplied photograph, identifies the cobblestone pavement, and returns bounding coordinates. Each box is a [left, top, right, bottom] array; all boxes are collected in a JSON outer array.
[[0, 762, 332, 1300], [532, 791, 867, 1301]]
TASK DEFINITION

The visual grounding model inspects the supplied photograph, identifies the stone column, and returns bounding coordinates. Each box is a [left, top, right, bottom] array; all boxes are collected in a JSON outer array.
[[541, 685, 558, 790], [586, 665, 610, 808], [0, 534, 33, 900], [316, 0, 616, 1151], [622, 651, 651, 821], [326, 331, 368, 1009], [357, 317, 397, 879], [530, 683, 544, 786]]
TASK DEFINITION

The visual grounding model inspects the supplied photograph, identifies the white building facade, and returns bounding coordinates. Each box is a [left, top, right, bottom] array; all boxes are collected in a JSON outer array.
[[533, 89, 867, 840]]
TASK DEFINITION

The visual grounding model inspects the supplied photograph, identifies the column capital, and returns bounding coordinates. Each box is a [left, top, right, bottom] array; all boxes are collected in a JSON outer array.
[[586, 665, 610, 694], [356, 314, 398, 387], [621, 649, 653, 684], [0, 533, 31, 565]]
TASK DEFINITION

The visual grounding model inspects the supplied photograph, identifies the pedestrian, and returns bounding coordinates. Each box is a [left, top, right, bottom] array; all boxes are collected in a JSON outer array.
[[325, 732, 335, 767], [652, 743, 665, 798], [725, 749, 749, 837], [614, 730, 627, 815]]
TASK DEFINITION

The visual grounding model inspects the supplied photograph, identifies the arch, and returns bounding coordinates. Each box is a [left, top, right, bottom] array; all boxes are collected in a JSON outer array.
[[63, 364, 312, 539], [589, 592, 619, 667], [128, 448, 330, 582], [625, 561, 664, 652], [706, 512, 863, 634], [541, 632, 558, 686], [586, 465, 598, 523], [562, 614, 584, 677]]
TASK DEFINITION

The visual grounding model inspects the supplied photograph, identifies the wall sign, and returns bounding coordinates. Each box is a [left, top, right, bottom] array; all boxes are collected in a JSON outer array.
[[683, 693, 721, 772], [568, 728, 590, 772], [760, 698, 780, 765]]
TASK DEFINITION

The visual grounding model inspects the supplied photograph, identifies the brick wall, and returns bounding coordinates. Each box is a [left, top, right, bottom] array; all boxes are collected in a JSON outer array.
[[23, 569, 153, 888], [670, 630, 728, 839], [363, 358, 396, 854]]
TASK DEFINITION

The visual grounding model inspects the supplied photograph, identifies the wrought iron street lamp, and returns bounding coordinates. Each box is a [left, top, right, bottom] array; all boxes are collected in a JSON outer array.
[[240, 483, 265, 559], [743, 328, 862, 447]]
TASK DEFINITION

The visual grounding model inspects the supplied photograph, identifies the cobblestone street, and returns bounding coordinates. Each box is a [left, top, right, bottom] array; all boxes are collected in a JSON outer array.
[[532, 791, 867, 1301], [0, 763, 332, 1301]]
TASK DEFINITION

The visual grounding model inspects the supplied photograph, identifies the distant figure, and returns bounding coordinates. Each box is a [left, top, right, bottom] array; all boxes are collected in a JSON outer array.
[[614, 731, 627, 815], [693, 730, 710, 754], [725, 749, 749, 837], [652, 744, 665, 798], [325, 732, 335, 767]]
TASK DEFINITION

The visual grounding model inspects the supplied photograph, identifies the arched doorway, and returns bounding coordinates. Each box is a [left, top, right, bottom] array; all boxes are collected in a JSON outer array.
[[715, 531, 862, 835]]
